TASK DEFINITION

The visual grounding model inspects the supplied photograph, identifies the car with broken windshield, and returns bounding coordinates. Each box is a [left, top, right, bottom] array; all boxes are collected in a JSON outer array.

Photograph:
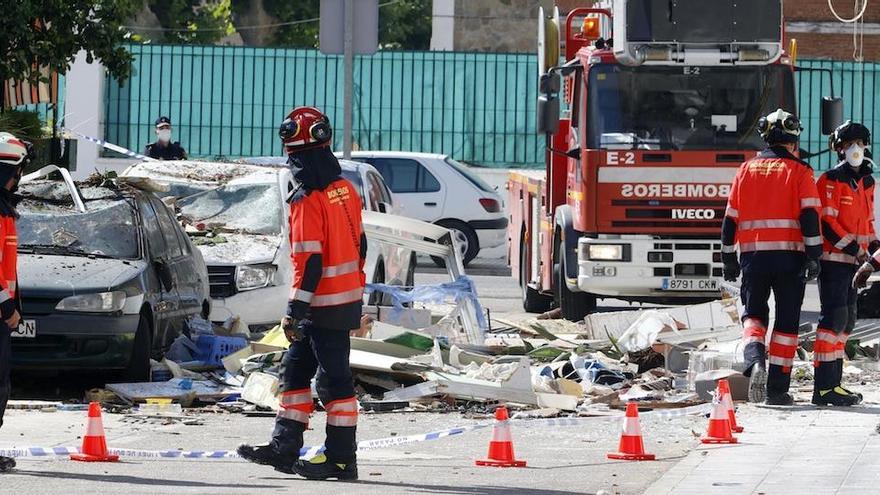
[[11, 173, 210, 380], [122, 160, 415, 330]]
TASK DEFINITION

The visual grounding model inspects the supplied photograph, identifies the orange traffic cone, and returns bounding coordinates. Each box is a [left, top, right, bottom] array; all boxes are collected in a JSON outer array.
[[70, 402, 119, 462], [607, 402, 655, 461], [718, 379, 743, 433], [701, 392, 738, 444], [475, 405, 526, 467]]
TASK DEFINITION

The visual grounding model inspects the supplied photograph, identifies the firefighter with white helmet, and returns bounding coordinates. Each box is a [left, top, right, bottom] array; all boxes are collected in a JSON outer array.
[[721, 109, 823, 406], [0, 132, 30, 473]]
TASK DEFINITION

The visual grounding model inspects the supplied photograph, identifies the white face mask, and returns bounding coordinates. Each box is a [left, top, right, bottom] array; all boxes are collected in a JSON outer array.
[[157, 129, 172, 143], [845, 143, 865, 168]]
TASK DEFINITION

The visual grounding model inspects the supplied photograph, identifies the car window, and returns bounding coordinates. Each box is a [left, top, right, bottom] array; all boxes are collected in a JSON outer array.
[[340, 168, 367, 206], [444, 157, 495, 192], [139, 199, 167, 259], [366, 172, 391, 211], [368, 158, 441, 193], [152, 198, 184, 259]]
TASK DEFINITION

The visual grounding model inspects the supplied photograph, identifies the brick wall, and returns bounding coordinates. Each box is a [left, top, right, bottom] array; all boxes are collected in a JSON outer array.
[[790, 31, 880, 60], [786, 0, 879, 23]]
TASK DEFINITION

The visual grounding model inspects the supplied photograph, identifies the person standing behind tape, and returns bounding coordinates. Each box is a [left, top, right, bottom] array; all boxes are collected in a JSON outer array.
[[238, 107, 365, 481], [813, 121, 875, 407], [721, 109, 822, 406], [144, 116, 187, 160], [0, 133, 28, 473]]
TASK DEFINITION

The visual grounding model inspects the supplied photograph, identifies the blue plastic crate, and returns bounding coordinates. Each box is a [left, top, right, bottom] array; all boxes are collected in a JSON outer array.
[[194, 335, 248, 366]]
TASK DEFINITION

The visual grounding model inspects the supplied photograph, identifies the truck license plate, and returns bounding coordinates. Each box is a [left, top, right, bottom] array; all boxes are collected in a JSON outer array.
[[11, 320, 36, 338], [662, 278, 718, 291]]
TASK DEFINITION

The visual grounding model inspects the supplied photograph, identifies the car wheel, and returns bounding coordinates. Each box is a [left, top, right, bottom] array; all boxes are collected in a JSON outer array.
[[555, 236, 596, 322], [431, 220, 479, 268], [369, 262, 392, 306], [521, 237, 553, 314], [122, 314, 152, 382]]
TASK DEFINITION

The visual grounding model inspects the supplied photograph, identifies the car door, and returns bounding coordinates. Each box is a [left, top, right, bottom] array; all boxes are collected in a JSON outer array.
[[150, 197, 189, 320], [157, 199, 204, 318], [366, 157, 446, 222], [365, 170, 411, 284], [139, 198, 181, 349]]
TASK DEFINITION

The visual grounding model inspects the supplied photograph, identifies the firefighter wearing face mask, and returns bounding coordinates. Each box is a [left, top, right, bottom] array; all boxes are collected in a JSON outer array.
[[144, 116, 187, 160], [815, 121, 875, 406]]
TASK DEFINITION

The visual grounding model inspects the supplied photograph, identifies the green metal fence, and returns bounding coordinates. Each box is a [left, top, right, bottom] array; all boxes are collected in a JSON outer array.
[[105, 44, 541, 166], [104, 44, 880, 169]]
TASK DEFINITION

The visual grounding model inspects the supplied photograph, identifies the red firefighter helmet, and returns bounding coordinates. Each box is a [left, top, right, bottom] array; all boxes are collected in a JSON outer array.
[[278, 106, 333, 153]]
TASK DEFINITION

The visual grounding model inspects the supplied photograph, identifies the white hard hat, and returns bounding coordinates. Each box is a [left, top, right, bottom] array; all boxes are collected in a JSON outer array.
[[0, 132, 27, 167]]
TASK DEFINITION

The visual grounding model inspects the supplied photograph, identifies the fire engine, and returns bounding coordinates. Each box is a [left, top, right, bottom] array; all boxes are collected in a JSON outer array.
[[508, 0, 841, 321]]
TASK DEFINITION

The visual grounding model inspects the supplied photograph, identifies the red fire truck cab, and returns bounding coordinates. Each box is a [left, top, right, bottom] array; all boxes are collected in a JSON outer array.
[[508, 0, 835, 321]]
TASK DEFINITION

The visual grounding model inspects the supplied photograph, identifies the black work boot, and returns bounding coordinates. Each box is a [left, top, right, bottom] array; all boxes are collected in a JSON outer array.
[[812, 386, 860, 406], [748, 362, 767, 403], [293, 454, 358, 481], [765, 392, 795, 406], [237, 444, 297, 474], [0, 456, 15, 473], [836, 358, 863, 402]]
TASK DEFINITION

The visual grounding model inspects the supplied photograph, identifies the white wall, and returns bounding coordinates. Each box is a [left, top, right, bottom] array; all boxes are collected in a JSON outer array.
[[430, 0, 455, 51]]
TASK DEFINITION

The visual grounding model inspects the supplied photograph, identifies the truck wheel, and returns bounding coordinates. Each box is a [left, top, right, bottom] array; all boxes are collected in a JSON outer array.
[[122, 314, 152, 382], [521, 239, 552, 313], [431, 220, 479, 268], [555, 241, 596, 322]]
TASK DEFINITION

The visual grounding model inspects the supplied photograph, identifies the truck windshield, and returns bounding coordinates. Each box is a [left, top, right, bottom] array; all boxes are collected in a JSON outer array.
[[586, 64, 796, 151]]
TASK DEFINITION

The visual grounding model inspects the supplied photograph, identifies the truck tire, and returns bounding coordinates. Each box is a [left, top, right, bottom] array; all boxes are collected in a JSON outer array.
[[521, 238, 552, 313], [555, 239, 596, 321]]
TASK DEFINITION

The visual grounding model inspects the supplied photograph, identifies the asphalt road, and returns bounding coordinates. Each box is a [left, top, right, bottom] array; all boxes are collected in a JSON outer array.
[[0, 256, 829, 494]]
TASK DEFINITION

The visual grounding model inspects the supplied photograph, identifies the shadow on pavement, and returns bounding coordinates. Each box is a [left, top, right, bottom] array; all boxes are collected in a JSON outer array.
[[11, 469, 284, 489], [755, 404, 880, 415], [264, 476, 590, 495]]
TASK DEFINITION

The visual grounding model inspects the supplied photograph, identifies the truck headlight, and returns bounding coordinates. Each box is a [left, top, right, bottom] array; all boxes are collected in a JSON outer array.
[[236, 264, 275, 291], [56, 291, 127, 313], [588, 244, 625, 261]]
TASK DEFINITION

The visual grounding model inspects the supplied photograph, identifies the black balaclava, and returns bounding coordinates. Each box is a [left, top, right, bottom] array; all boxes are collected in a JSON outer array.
[[0, 166, 22, 218], [287, 146, 342, 191]]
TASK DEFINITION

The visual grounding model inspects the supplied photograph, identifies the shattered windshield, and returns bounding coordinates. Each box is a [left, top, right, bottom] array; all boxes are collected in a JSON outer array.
[[586, 64, 796, 151], [174, 183, 282, 235], [18, 200, 140, 259]]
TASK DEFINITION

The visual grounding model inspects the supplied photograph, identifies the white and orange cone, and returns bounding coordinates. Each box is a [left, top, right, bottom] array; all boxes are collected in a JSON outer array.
[[70, 402, 119, 462], [475, 405, 526, 467], [701, 392, 738, 444], [718, 379, 743, 433], [607, 402, 655, 461]]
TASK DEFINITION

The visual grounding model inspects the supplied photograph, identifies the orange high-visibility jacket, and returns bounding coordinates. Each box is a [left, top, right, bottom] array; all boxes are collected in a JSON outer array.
[[0, 214, 17, 319], [721, 147, 822, 259], [817, 164, 878, 264], [287, 178, 366, 331]]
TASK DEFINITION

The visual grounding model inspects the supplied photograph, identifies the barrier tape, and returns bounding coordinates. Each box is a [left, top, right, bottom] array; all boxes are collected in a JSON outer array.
[[0, 403, 710, 460], [63, 128, 156, 162]]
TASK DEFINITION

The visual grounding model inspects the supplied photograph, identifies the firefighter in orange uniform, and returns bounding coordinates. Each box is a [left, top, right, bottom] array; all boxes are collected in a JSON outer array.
[[721, 109, 822, 406], [815, 121, 875, 406], [238, 107, 365, 481], [0, 132, 27, 473]]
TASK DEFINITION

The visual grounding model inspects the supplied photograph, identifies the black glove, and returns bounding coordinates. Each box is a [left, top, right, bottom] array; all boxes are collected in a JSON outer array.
[[722, 259, 741, 282], [802, 259, 820, 282], [281, 316, 304, 343]]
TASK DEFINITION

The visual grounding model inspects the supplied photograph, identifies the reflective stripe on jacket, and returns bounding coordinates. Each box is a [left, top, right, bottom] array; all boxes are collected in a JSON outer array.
[[288, 178, 366, 331], [0, 214, 17, 319], [721, 146, 822, 260], [817, 164, 877, 265]]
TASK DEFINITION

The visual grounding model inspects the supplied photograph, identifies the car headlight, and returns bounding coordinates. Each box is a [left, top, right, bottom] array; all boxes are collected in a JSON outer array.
[[236, 264, 276, 291], [588, 244, 626, 261], [56, 291, 127, 313]]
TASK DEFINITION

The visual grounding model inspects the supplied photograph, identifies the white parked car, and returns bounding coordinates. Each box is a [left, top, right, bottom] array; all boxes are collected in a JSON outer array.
[[122, 159, 414, 329], [341, 152, 507, 266]]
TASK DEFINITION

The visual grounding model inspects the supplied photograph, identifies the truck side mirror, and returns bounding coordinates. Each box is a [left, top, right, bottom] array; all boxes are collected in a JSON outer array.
[[537, 94, 560, 135], [821, 97, 843, 135]]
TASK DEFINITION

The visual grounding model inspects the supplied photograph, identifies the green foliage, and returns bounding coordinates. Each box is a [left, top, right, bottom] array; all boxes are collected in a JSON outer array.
[[260, 0, 431, 49], [0, 0, 140, 87], [0, 110, 45, 141], [148, 0, 235, 44]]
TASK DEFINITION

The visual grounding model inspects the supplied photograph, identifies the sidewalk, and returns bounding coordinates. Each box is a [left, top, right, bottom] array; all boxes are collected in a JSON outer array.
[[646, 391, 880, 495]]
